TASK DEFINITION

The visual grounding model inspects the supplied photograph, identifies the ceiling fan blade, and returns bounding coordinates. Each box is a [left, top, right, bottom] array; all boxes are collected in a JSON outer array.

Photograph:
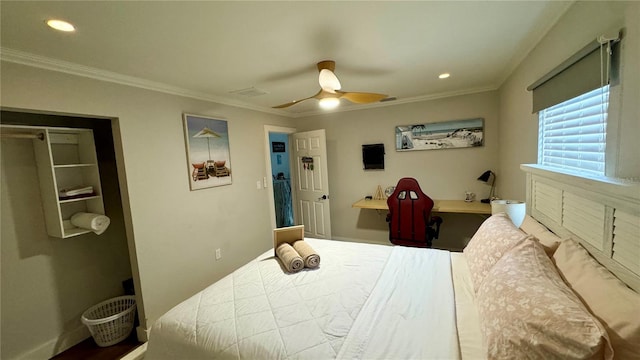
[[337, 91, 388, 104], [272, 99, 309, 109], [272, 90, 323, 109], [319, 69, 341, 92], [273, 60, 387, 109]]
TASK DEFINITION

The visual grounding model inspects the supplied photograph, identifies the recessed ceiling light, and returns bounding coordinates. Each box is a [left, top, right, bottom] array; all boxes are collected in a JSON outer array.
[[46, 19, 75, 32], [439, 73, 450, 79]]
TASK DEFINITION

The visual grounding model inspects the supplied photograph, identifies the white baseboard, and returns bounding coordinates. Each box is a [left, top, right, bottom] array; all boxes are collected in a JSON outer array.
[[17, 324, 90, 360], [136, 325, 149, 342], [329, 235, 388, 246], [121, 342, 147, 360]]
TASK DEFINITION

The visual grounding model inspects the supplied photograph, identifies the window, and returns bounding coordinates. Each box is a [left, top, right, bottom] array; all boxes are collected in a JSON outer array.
[[528, 31, 621, 179], [538, 85, 609, 176]]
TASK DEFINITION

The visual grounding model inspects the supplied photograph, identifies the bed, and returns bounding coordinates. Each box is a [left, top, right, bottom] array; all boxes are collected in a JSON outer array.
[[145, 166, 640, 359]]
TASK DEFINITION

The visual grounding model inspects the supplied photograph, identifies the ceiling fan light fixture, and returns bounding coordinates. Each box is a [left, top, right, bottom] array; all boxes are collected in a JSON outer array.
[[319, 69, 341, 91], [319, 97, 340, 110], [46, 19, 76, 32], [272, 60, 387, 109]]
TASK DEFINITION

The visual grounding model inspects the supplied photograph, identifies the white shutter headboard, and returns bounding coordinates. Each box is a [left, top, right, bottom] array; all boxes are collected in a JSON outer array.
[[521, 164, 640, 292]]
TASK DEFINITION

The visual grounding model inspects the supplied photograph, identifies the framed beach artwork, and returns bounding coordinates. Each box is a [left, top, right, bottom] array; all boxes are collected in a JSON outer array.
[[183, 113, 232, 190], [395, 118, 484, 151]]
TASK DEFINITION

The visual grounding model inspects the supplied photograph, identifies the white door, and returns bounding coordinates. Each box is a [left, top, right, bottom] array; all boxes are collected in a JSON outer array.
[[291, 129, 332, 239]]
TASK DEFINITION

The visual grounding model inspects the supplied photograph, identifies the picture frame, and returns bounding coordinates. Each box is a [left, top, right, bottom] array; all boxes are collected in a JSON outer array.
[[183, 113, 232, 190], [395, 118, 484, 151], [272, 141, 285, 152]]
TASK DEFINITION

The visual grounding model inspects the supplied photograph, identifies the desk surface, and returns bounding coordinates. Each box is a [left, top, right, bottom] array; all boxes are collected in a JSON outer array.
[[352, 198, 491, 215]]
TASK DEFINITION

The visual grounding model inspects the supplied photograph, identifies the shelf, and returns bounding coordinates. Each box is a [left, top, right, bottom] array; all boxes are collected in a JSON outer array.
[[59, 195, 102, 204], [5, 125, 107, 239], [351, 198, 388, 210], [352, 198, 491, 214], [62, 220, 92, 237], [54, 163, 96, 169], [64, 229, 92, 237]]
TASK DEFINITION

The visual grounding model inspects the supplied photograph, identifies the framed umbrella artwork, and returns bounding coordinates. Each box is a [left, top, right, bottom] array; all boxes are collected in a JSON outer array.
[[183, 113, 232, 190]]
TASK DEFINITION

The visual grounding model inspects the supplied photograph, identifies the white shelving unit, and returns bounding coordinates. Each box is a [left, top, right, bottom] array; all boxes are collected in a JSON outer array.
[[2, 125, 105, 238]]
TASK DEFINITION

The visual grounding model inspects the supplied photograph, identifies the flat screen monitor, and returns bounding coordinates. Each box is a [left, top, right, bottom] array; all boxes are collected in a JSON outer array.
[[362, 143, 385, 170]]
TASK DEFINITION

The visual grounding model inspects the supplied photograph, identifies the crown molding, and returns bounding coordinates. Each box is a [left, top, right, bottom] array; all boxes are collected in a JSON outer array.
[[2, 47, 497, 119], [291, 85, 499, 118], [0, 47, 291, 117]]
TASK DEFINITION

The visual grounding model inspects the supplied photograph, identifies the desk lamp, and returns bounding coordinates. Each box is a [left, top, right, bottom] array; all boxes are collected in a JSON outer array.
[[477, 170, 496, 203]]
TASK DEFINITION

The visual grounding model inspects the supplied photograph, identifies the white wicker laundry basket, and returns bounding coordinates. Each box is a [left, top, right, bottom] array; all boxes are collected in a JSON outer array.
[[81, 295, 137, 347]]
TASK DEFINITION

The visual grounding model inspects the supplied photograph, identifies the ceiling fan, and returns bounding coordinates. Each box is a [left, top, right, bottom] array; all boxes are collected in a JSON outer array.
[[272, 60, 388, 109]]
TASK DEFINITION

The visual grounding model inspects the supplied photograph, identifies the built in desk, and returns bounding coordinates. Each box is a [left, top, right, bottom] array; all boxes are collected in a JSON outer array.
[[351, 198, 491, 215]]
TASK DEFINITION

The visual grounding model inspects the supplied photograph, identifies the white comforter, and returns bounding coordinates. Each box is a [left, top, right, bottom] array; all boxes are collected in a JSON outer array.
[[146, 238, 459, 359]]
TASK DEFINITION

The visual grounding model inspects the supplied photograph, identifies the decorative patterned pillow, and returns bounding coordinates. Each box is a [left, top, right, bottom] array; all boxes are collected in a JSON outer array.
[[463, 213, 530, 292], [477, 239, 613, 360], [553, 239, 640, 360]]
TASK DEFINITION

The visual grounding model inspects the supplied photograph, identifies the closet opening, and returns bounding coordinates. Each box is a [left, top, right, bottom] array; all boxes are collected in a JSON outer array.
[[0, 109, 142, 358]]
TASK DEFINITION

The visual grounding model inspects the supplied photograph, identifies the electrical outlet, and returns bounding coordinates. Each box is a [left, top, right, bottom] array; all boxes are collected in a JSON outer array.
[[215, 248, 222, 260], [256, 180, 262, 189]]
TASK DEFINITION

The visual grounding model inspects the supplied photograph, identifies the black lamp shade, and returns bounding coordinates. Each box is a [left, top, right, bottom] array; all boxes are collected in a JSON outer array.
[[477, 170, 496, 203], [477, 170, 492, 182]]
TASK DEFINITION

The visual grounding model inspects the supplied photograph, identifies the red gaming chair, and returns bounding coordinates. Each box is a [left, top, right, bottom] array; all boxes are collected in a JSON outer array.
[[386, 177, 443, 248]]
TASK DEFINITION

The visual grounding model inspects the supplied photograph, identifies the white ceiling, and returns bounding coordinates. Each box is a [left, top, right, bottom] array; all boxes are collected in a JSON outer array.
[[1, 1, 572, 117]]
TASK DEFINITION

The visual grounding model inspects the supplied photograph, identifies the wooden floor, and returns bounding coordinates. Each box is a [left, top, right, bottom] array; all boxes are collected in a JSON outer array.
[[50, 332, 142, 360]]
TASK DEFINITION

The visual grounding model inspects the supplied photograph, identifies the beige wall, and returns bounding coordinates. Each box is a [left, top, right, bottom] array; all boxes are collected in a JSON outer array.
[[498, 1, 640, 200], [0, 62, 294, 357], [295, 91, 499, 250]]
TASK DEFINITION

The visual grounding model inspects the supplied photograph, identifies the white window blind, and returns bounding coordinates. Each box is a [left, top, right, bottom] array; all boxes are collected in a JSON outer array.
[[538, 85, 609, 176]]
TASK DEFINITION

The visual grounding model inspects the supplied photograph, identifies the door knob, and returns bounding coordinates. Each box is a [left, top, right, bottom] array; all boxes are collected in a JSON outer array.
[[318, 195, 328, 200]]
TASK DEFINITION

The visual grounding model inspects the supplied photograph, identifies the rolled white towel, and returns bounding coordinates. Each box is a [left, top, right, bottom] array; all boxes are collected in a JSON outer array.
[[70, 212, 111, 235], [275, 243, 304, 273], [292, 240, 320, 268]]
